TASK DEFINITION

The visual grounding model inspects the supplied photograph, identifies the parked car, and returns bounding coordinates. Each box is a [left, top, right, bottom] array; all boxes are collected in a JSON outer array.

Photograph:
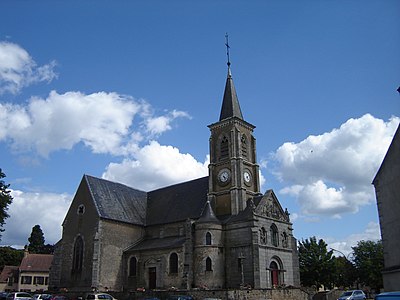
[[6, 292, 33, 300], [338, 290, 366, 300], [0, 292, 9, 300], [84, 294, 117, 300], [50, 295, 68, 300], [33, 294, 52, 300], [166, 296, 193, 300], [375, 292, 400, 299]]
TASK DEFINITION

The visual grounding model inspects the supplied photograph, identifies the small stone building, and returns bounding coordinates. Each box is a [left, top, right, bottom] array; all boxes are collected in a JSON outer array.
[[373, 124, 400, 291], [50, 64, 300, 292]]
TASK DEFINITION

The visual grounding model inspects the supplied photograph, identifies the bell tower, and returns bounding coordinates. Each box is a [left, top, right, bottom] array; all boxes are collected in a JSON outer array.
[[208, 39, 260, 216]]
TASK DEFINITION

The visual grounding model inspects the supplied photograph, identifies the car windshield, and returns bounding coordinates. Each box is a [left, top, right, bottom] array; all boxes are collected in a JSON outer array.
[[341, 292, 353, 296]]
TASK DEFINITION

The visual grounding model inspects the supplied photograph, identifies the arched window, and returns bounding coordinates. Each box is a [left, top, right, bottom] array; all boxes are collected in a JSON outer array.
[[270, 224, 279, 247], [205, 232, 212, 245], [169, 253, 178, 274], [260, 227, 267, 245], [72, 236, 83, 272], [206, 257, 212, 271], [241, 135, 248, 158], [129, 256, 137, 276], [220, 136, 229, 160]]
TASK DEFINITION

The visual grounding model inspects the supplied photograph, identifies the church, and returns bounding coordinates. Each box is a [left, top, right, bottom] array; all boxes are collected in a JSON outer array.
[[49, 61, 300, 292]]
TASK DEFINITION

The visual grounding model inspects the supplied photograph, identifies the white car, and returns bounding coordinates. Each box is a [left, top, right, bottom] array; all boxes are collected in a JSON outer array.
[[85, 294, 117, 300], [6, 293, 33, 300]]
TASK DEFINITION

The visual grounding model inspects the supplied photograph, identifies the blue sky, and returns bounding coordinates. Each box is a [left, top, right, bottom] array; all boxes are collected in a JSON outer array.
[[0, 1, 399, 256]]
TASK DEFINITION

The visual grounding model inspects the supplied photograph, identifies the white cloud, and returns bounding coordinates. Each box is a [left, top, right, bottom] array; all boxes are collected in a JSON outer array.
[[273, 114, 399, 217], [103, 141, 209, 191], [0, 91, 190, 157], [144, 109, 191, 136], [0, 190, 72, 247], [328, 221, 381, 257], [0, 41, 57, 94]]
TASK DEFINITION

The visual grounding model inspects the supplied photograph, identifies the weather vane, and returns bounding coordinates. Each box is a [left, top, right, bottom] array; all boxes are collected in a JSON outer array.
[[225, 33, 231, 67]]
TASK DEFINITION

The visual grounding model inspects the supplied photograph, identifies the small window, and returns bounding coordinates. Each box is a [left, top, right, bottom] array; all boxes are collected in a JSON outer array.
[[206, 257, 212, 271], [270, 224, 279, 247], [241, 135, 248, 158], [77, 204, 85, 215], [205, 232, 212, 245], [21, 276, 32, 284], [45, 277, 49, 285], [238, 258, 243, 272], [33, 276, 45, 285], [129, 257, 137, 276], [220, 136, 229, 160], [169, 253, 178, 274]]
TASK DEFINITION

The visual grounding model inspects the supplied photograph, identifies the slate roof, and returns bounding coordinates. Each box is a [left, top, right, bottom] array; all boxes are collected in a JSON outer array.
[[197, 200, 220, 224], [126, 236, 186, 252], [19, 254, 53, 272], [219, 68, 243, 121], [85, 175, 147, 225], [83, 175, 209, 226], [146, 176, 209, 225]]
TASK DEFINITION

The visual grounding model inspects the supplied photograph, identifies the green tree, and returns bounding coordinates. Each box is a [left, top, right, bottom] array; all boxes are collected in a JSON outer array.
[[28, 224, 45, 253], [352, 240, 384, 292], [298, 236, 335, 289], [27, 224, 54, 254], [0, 169, 13, 241], [333, 256, 357, 288], [0, 246, 24, 270]]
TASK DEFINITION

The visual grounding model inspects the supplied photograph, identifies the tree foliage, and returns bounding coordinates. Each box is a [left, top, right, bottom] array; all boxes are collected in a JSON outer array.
[[333, 255, 357, 288], [0, 169, 13, 241], [352, 240, 384, 291], [298, 236, 335, 289], [27, 224, 54, 254], [0, 246, 24, 271]]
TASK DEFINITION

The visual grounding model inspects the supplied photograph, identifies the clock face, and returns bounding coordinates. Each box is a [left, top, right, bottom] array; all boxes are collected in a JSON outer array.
[[243, 170, 252, 184], [218, 168, 231, 184]]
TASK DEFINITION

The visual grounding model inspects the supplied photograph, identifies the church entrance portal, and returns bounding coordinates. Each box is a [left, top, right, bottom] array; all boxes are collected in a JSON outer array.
[[149, 267, 156, 289], [270, 261, 279, 286]]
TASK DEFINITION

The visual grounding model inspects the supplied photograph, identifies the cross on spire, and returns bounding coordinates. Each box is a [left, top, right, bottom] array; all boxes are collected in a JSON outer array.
[[225, 33, 231, 68]]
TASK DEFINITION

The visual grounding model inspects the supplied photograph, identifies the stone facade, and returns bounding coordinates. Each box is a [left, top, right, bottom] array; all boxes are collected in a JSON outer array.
[[50, 65, 300, 293], [373, 124, 400, 292]]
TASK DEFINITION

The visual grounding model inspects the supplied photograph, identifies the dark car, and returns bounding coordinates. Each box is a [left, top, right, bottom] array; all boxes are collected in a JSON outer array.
[[166, 296, 193, 300], [0, 293, 9, 300], [50, 296, 68, 300], [375, 292, 400, 299]]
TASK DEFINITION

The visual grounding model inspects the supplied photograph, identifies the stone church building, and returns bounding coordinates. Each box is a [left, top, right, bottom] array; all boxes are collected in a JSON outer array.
[[373, 123, 400, 292], [50, 65, 300, 292]]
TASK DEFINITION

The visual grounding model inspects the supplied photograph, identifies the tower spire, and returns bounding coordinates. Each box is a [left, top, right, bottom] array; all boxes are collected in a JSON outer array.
[[219, 34, 243, 121]]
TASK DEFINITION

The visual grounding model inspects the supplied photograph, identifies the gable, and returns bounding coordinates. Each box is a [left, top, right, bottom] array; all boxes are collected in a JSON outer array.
[[146, 176, 209, 225], [373, 124, 400, 185], [254, 190, 290, 222]]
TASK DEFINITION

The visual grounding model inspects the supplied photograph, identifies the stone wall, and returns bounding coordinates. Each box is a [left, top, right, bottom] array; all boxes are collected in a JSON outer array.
[[128, 287, 309, 300]]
